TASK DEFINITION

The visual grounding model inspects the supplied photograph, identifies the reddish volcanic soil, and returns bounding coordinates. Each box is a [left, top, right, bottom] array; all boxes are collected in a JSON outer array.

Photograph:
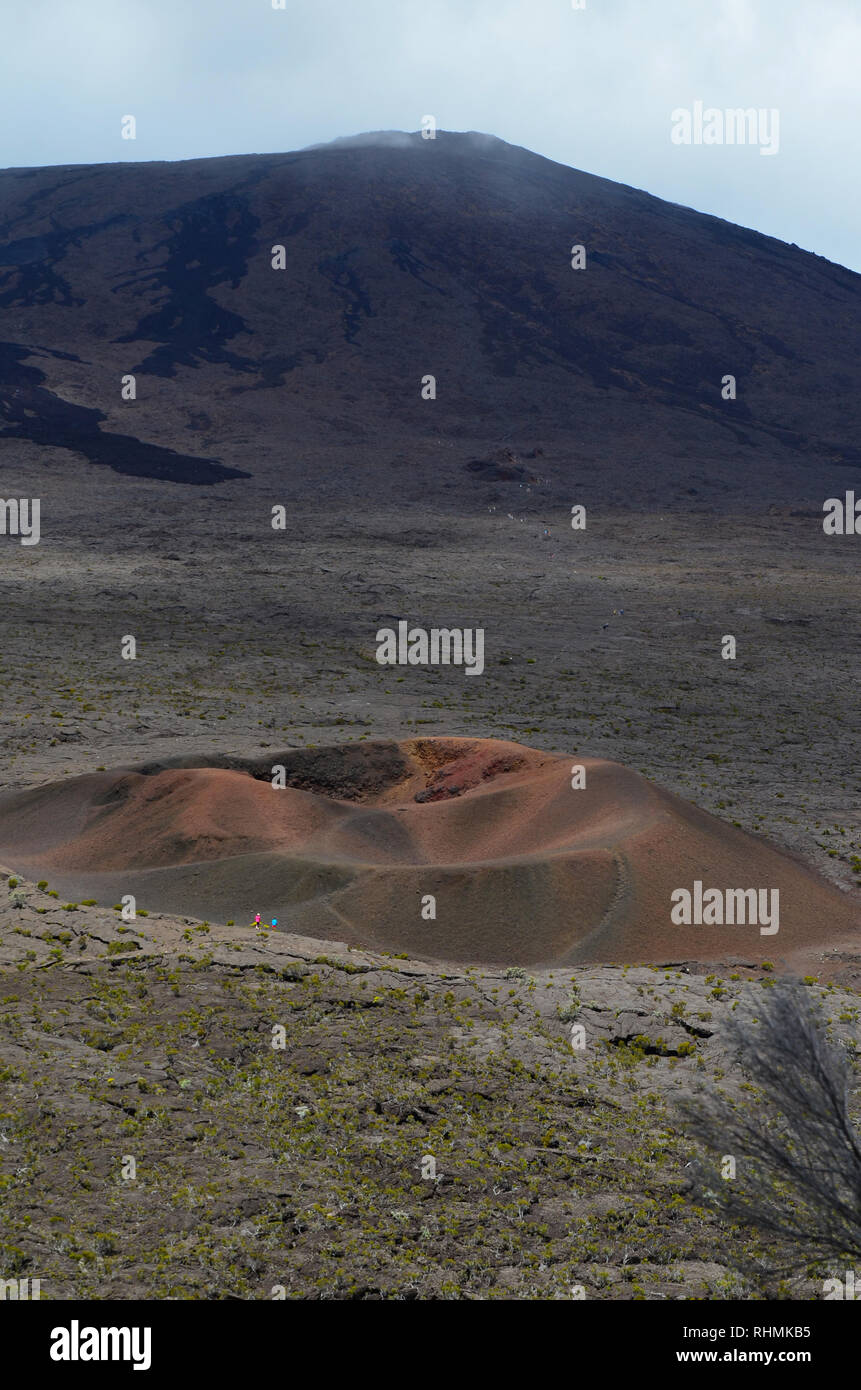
[[0, 738, 856, 970]]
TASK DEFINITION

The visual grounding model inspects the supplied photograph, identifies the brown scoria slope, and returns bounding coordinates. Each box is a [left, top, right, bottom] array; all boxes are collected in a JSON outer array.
[[2, 131, 860, 507], [0, 737, 856, 971]]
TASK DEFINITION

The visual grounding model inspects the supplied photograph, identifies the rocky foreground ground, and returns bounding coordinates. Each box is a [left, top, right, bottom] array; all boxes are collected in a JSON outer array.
[[1, 875, 858, 1299]]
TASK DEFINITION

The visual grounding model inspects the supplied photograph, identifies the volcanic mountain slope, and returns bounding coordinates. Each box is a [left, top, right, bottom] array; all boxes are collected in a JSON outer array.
[[1, 131, 860, 504], [0, 737, 856, 970]]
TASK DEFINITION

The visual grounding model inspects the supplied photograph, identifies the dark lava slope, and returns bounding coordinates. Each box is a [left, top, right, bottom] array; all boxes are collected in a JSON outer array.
[[1, 131, 859, 502]]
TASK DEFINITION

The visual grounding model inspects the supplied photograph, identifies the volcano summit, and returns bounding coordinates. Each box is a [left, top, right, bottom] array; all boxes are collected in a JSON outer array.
[[2, 130, 860, 507]]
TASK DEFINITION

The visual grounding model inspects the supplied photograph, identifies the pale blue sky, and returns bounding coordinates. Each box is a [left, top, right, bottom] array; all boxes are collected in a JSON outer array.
[[2, 0, 859, 271]]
